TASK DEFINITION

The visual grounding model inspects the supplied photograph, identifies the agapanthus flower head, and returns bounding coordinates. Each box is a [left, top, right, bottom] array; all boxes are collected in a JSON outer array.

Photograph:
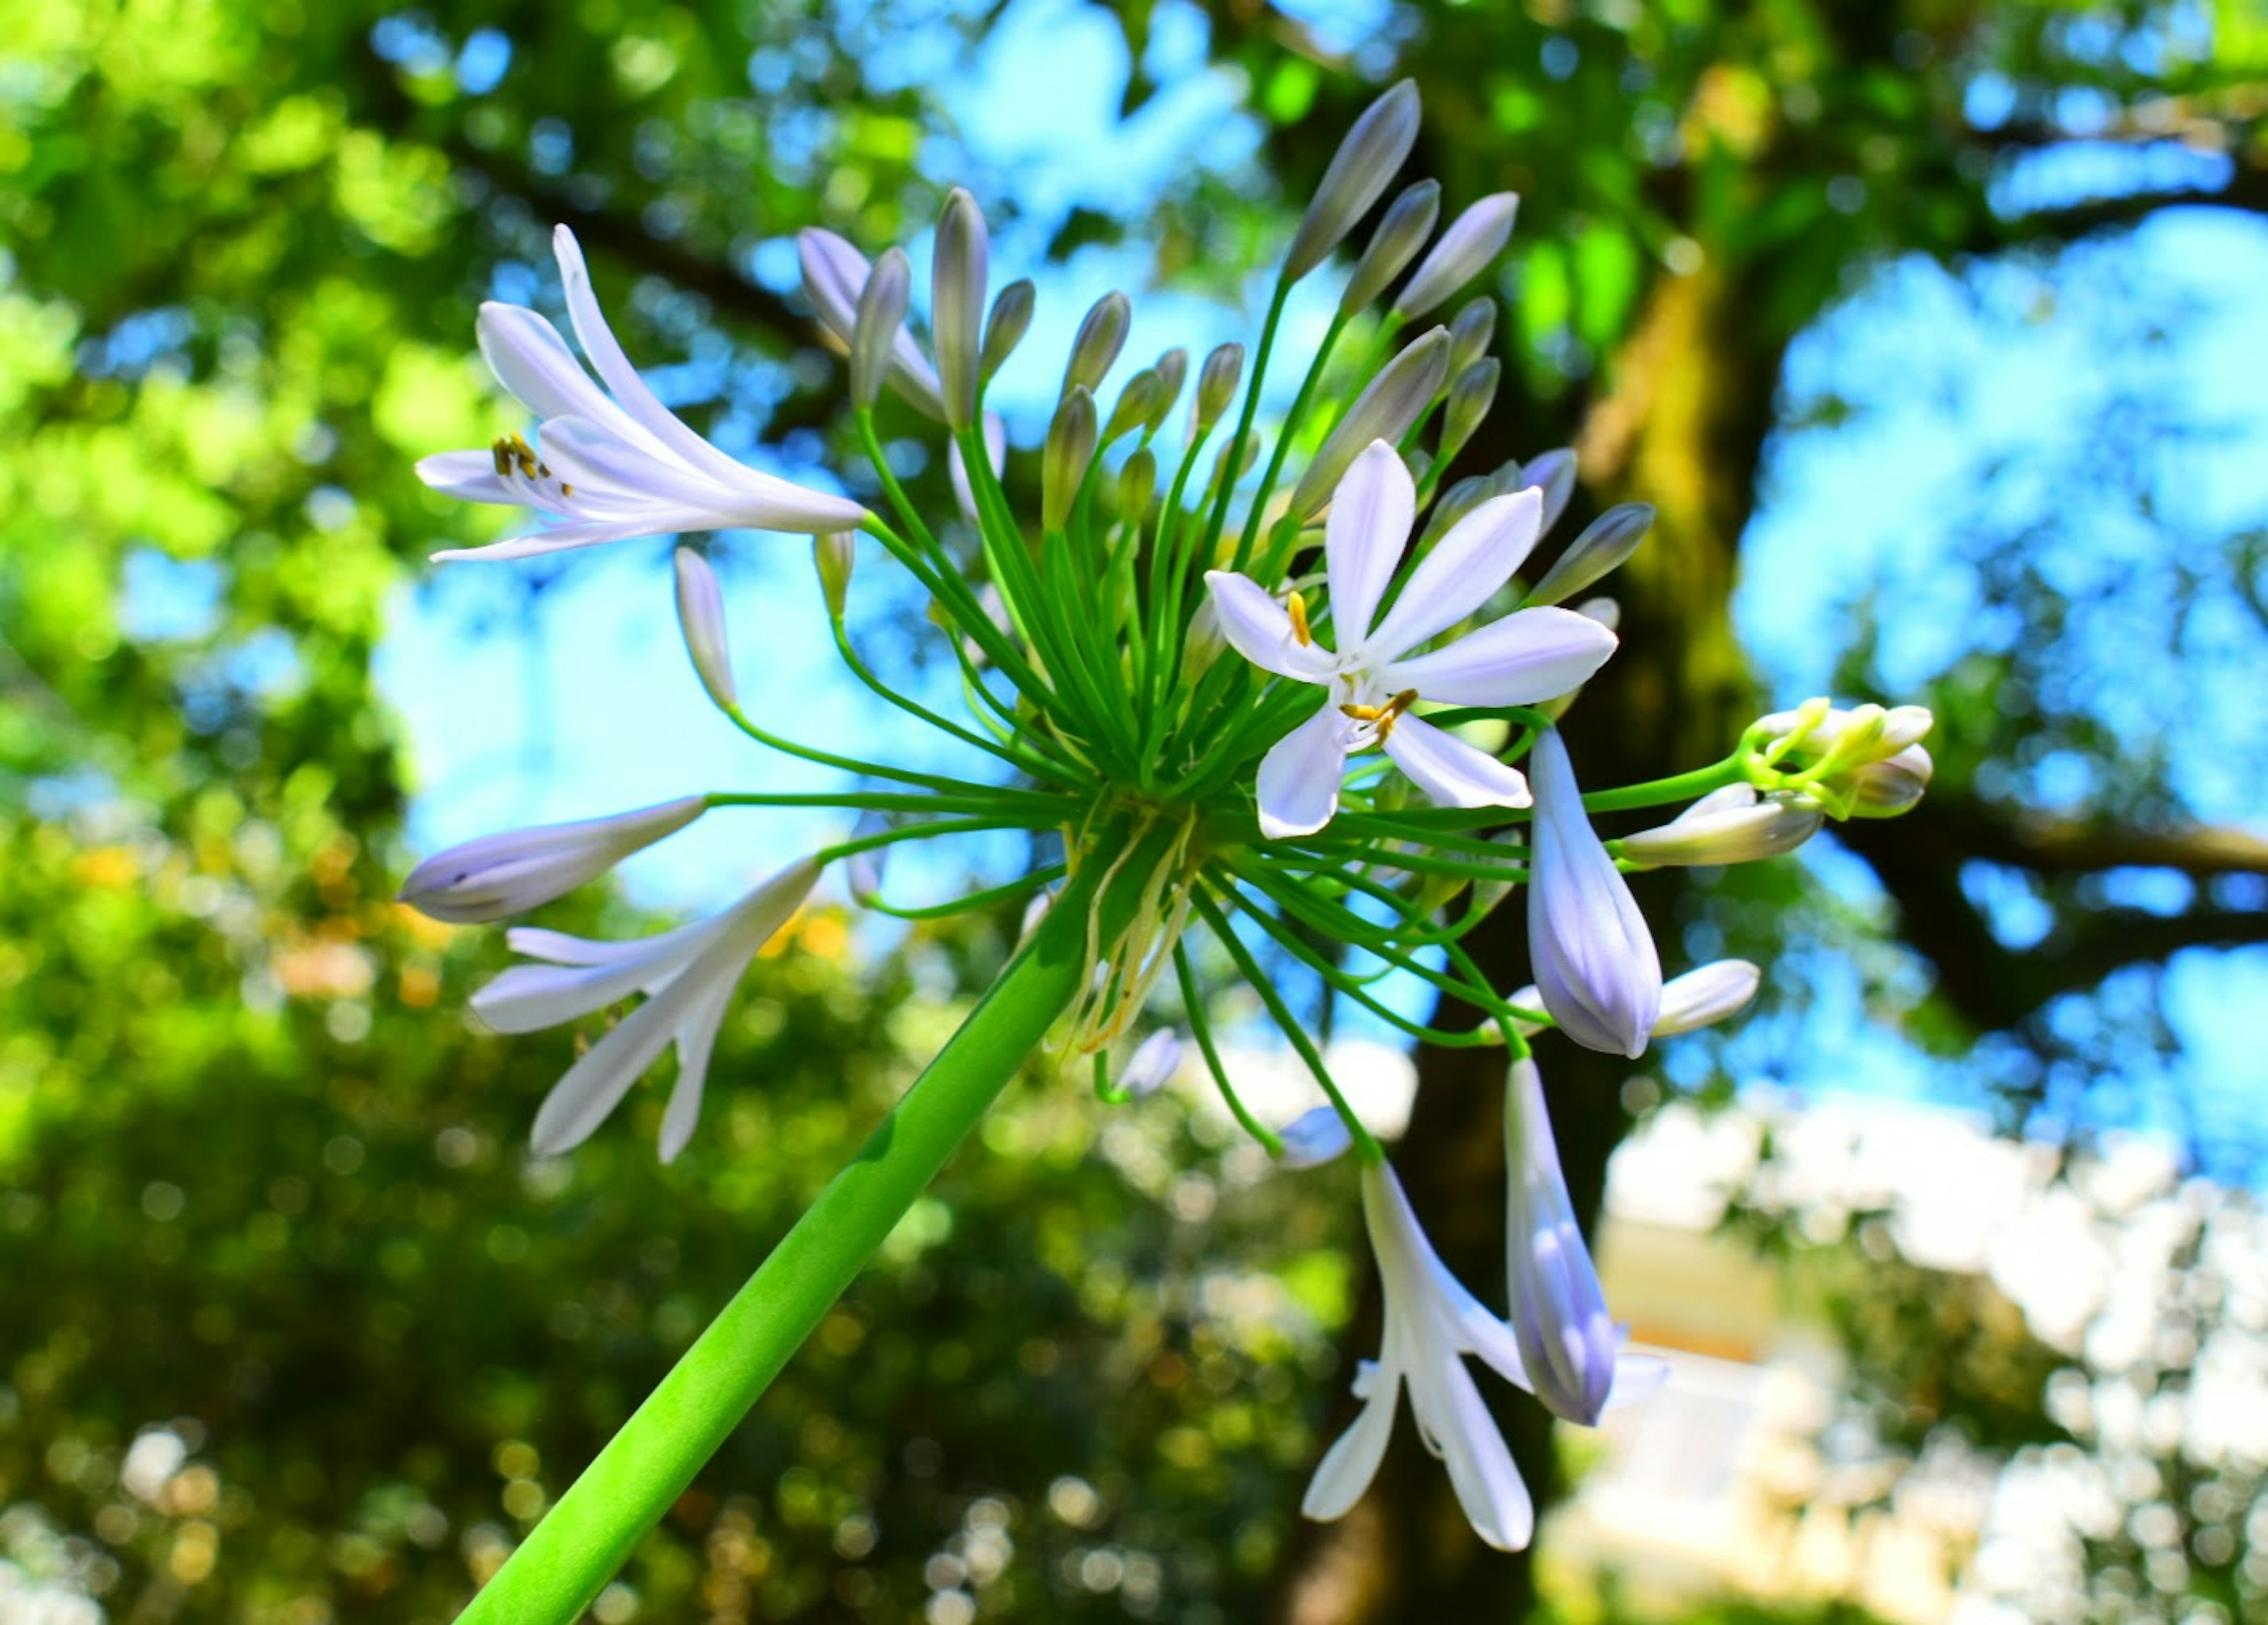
[[1208, 441, 1618, 838], [418, 227, 868, 561]]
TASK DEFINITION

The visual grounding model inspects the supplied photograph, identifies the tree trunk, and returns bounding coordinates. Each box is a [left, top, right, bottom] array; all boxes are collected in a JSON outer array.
[[1272, 261, 1780, 1622]]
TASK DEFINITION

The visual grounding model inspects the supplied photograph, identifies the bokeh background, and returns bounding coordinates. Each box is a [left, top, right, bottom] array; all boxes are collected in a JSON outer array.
[[4, 1, 2267, 1621]]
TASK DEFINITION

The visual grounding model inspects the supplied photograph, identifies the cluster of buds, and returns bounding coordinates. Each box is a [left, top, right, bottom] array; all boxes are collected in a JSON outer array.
[[402, 81, 1934, 1546]]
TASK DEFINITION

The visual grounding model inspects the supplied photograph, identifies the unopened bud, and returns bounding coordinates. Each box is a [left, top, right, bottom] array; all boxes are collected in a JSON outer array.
[[1195, 342, 1244, 435], [797, 228, 944, 418], [1205, 434, 1259, 507], [932, 189, 989, 430], [1339, 180, 1440, 318], [1151, 347, 1188, 421], [1276, 1105, 1354, 1168], [1284, 80, 1421, 282], [1619, 784, 1823, 867], [980, 278, 1034, 382], [849, 246, 911, 411], [1392, 192, 1520, 321], [1117, 447, 1157, 520], [1418, 474, 1494, 550], [673, 547, 737, 708], [814, 531, 856, 618], [1848, 744, 1933, 818], [1573, 595, 1620, 632], [1526, 503, 1654, 607], [1651, 960, 1763, 1036], [1042, 386, 1097, 532], [947, 412, 1007, 528], [1103, 369, 1165, 444], [1448, 296, 1497, 375], [399, 797, 705, 924], [1063, 291, 1130, 396], [1117, 1031, 1182, 1099], [1521, 447, 1578, 533], [1438, 358, 1498, 466], [1288, 327, 1450, 519]]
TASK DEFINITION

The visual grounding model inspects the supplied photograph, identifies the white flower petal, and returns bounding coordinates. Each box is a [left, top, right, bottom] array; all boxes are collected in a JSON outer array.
[[1652, 960, 1762, 1035], [1606, 1352, 1672, 1411], [1256, 700, 1353, 839], [1324, 440, 1416, 644], [1300, 1373, 1402, 1522], [657, 973, 738, 1164], [476, 302, 633, 435], [1404, 1342, 1534, 1552], [1380, 714, 1530, 810], [528, 963, 712, 1156], [415, 450, 517, 504], [1364, 487, 1542, 659], [1527, 730, 1661, 1057], [1205, 572, 1339, 682], [1381, 605, 1617, 708]]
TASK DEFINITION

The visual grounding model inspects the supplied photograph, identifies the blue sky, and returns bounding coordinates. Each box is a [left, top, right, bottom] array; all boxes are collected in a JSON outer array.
[[370, 1, 2268, 1175]]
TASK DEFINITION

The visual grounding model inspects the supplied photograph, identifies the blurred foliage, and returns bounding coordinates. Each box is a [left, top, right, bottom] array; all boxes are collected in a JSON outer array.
[[3, 0, 2266, 1621]]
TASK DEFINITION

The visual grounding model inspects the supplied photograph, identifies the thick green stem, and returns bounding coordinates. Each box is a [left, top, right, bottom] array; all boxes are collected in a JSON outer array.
[[456, 826, 1167, 1624]]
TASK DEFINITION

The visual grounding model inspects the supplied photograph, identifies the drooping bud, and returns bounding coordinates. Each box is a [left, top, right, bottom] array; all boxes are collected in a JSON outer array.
[[1619, 783, 1823, 867], [980, 278, 1034, 382], [1063, 291, 1131, 396], [1338, 180, 1441, 318], [1848, 744, 1933, 818], [932, 188, 989, 430], [796, 227, 945, 418], [1194, 342, 1244, 435], [673, 547, 737, 708], [1117, 446, 1157, 520], [1438, 358, 1499, 467], [1393, 193, 1520, 321], [1527, 728, 1663, 1057], [1042, 386, 1097, 532], [1283, 79, 1421, 282], [1277, 1105, 1355, 1168], [814, 530, 856, 618], [1524, 503, 1653, 607], [1151, 347, 1188, 421], [1118, 1031, 1183, 1099], [1103, 369, 1165, 444], [1651, 960, 1763, 1036], [946, 412, 1007, 528], [849, 246, 911, 412], [1521, 447, 1578, 534], [1288, 327, 1450, 519], [1504, 1056, 1618, 1425], [399, 797, 706, 924], [1448, 296, 1497, 375]]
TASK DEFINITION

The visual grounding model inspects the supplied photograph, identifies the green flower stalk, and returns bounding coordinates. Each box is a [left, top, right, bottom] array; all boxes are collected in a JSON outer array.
[[402, 80, 1941, 1614]]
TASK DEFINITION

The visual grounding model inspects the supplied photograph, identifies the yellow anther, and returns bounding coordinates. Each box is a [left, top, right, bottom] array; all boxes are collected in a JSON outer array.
[[1286, 590, 1313, 647], [560, 483, 574, 497], [1373, 689, 1420, 742], [490, 438, 513, 478], [1340, 703, 1384, 722]]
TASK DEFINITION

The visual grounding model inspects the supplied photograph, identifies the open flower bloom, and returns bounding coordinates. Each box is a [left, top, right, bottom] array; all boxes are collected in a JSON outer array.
[[1207, 441, 1619, 838], [1527, 728, 1662, 1057], [470, 857, 821, 1161], [418, 226, 868, 561], [398, 796, 706, 925]]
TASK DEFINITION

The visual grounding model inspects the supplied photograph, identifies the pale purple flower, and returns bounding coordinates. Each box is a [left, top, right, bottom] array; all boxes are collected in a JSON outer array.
[[419, 227, 868, 561], [471, 857, 821, 1161], [1278, 1105, 1355, 1168], [398, 797, 706, 924], [1505, 1057, 1616, 1424], [1206, 442, 1619, 839], [1118, 1031, 1184, 1099], [1526, 728, 1662, 1057], [1619, 781, 1823, 867]]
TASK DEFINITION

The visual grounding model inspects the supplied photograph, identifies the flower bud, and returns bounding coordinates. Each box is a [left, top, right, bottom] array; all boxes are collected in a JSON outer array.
[[1526, 503, 1654, 607], [797, 227, 944, 418], [1104, 368, 1165, 444], [1151, 346, 1188, 420], [1277, 1105, 1354, 1168], [849, 246, 911, 412], [1521, 447, 1578, 534], [1416, 473, 1494, 551], [1848, 744, 1933, 818], [1438, 357, 1498, 467], [1651, 960, 1762, 1036], [1042, 385, 1097, 532], [1195, 342, 1245, 435], [1505, 1056, 1617, 1424], [1284, 80, 1421, 282], [814, 531, 856, 618], [1619, 783, 1823, 867], [1393, 192, 1520, 321], [1288, 327, 1450, 519], [1527, 729, 1662, 1058], [1063, 291, 1130, 396], [673, 547, 737, 708], [980, 278, 1034, 382], [1118, 1031, 1182, 1099], [399, 797, 706, 924], [1204, 434, 1259, 509], [931, 188, 989, 430], [947, 412, 1007, 528], [1117, 446, 1157, 520], [1338, 180, 1440, 318], [1448, 296, 1497, 375], [1573, 595, 1619, 632]]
